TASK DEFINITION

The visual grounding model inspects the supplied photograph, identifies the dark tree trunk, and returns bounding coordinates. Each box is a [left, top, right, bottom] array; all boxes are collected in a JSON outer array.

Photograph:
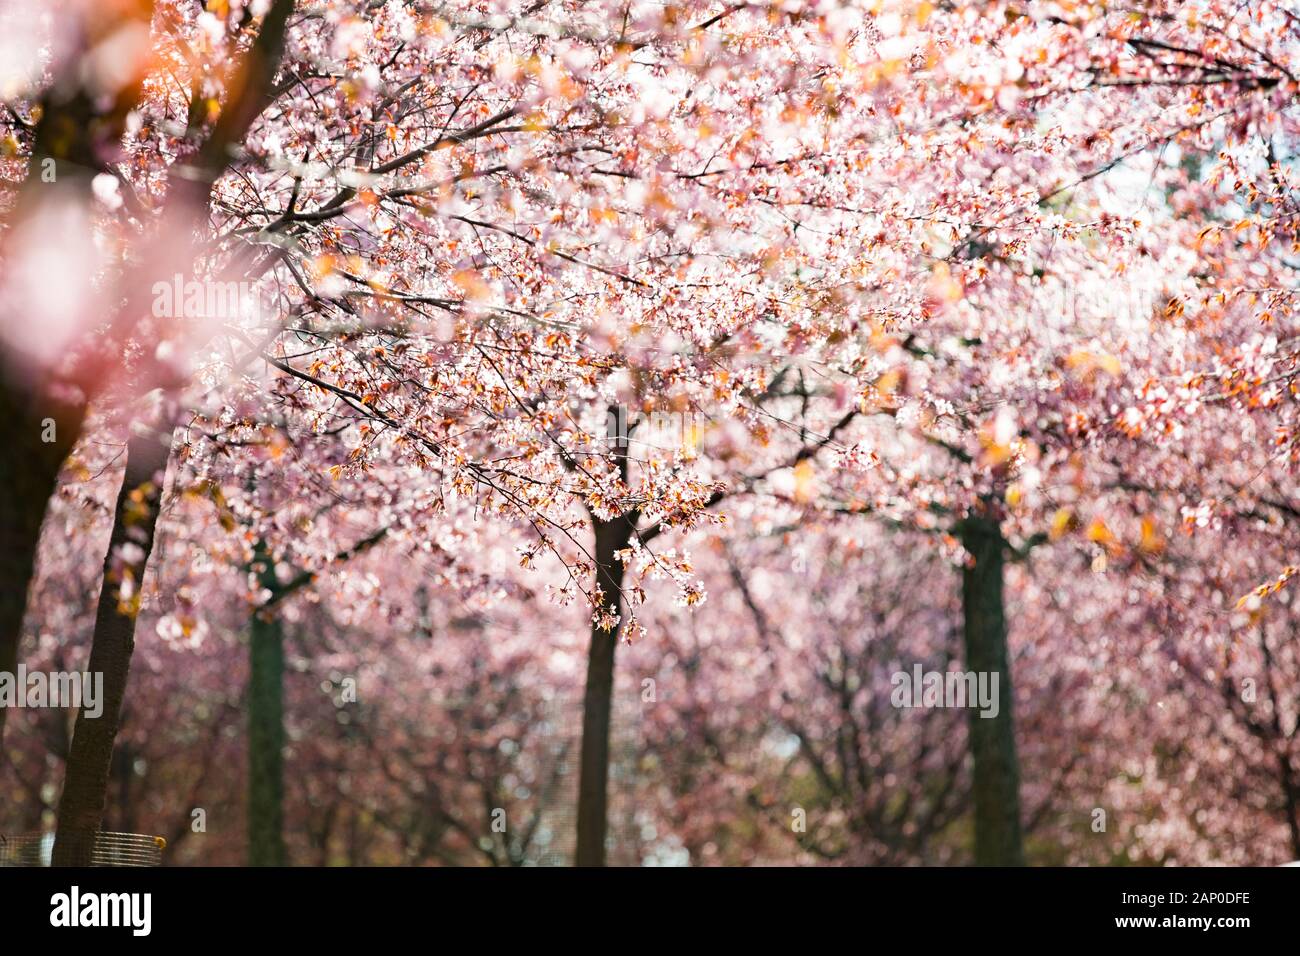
[[0, 4, 154, 731], [51, 428, 170, 865], [0, 372, 83, 746], [241, 527, 387, 867], [248, 546, 287, 866], [959, 513, 1024, 866], [574, 511, 635, 866]]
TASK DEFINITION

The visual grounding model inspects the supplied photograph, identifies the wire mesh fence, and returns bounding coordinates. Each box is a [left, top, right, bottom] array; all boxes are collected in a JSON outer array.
[[0, 831, 165, 867]]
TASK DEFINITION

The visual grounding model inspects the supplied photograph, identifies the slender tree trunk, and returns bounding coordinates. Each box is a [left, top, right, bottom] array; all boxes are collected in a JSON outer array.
[[52, 427, 170, 865], [959, 513, 1024, 866], [248, 545, 287, 866], [574, 511, 635, 866], [241, 527, 386, 866]]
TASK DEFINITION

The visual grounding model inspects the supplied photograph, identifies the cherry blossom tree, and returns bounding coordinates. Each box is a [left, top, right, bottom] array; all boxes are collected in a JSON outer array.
[[8, 0, 1300, 871]]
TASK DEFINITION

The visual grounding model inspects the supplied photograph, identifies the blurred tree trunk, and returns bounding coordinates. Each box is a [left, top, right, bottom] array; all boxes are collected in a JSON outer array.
[[0, 0, 294, 750], [0, 0, 157, 748], [241, 527, 386, 866], [248, 543, 287, 866], [0, 389, 74, 745], [959, 512, 1024, 866], [52, 427, 170, 865]]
